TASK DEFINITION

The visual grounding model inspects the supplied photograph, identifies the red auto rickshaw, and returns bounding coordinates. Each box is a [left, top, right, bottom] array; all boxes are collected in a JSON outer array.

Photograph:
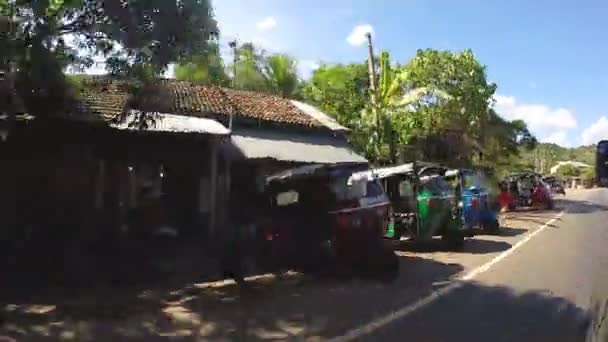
[[500, 172, 554, 211], [256, 163, 399, 280]]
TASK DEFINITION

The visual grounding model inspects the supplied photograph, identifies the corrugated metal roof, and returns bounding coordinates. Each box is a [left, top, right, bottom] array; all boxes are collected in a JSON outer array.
[[230, 128, 367, 164], [110, 111, 230, 135], [289, 100, 348, 131]]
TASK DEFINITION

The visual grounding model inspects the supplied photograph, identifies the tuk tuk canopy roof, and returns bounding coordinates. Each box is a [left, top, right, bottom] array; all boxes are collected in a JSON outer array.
[[445, 168, 486, 178], [265, 162, 368, 185], [349, 161, 445, 183]]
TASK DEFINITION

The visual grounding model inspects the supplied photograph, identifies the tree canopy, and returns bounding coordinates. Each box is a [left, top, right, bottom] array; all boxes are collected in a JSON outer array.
[[1, 0, 218, 118], [174, 42, 300, 98], [298, 48, 536, 170]]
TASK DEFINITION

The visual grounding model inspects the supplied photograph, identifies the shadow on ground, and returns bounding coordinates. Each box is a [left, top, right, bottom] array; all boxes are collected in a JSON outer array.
[[475, 226, 527, 237], [0, 255, 464, 341], [397, 237, 512, 254], [370, 281, 591, 342], [558, 198, 608, 215], [504, 208, 562, 227]]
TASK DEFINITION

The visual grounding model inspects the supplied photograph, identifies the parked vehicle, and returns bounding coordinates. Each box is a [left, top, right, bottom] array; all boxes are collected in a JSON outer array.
[[255, 163, 399, 280], [543, 176, 566, 195], [501, 172, 554, 210], [351, 162, 471, 248], [597, 140, 608, 187], [444, 168, 500, 233]]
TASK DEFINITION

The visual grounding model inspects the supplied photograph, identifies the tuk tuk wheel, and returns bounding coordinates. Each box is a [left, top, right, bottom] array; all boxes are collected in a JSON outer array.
[[442, 233, 465, 249]]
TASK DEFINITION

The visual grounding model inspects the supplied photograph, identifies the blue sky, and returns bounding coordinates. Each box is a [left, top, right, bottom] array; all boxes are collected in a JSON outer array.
[[212, 0, 608, 147]]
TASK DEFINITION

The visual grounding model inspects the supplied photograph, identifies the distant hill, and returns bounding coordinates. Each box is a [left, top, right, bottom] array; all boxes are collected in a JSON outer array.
[[517, 143, 596, 174]]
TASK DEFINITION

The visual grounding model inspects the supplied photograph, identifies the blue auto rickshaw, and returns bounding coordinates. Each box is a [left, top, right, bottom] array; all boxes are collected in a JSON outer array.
[[444, 169, 500, 232]]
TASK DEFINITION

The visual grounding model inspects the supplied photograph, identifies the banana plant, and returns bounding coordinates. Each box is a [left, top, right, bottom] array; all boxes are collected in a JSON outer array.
[[366, 51, 451, 163]]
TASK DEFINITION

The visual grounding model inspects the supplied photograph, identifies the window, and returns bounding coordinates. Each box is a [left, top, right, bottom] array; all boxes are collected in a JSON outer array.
[[420, 176, 452, 195], [276, 190, 299, 206], [462, 174, 478, 189], [331, 176, 388, 206], [598, 141, 608, 154], [331, 176, 367, 202], [399, 180, 414, 197]]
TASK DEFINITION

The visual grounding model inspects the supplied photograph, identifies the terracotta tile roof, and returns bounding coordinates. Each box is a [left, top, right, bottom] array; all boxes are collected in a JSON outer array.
[[73, 77, 322, 128]]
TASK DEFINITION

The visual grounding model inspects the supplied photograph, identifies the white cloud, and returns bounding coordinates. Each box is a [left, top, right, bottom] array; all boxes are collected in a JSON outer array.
[[581, 116, 608, 145], [544, 131, 569, 146], [346, 24, 374, 47], [256, 16, 277, 31], [493, 94, 577, 146]]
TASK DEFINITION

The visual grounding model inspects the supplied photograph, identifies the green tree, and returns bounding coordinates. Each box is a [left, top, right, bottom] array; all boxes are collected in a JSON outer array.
[[556, 164, 581, 177], [174, 41, 229, 86], [581, 167, 596, 187], [230, 42, 267, 91], [1, 0, 218, 118], [298, 61, 373, 155], [402, 49, 496, 151], [263, 54, 299, 98]]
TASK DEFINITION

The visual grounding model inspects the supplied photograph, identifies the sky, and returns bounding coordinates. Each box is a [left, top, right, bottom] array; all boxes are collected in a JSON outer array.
[[208, 0, 608, 147]]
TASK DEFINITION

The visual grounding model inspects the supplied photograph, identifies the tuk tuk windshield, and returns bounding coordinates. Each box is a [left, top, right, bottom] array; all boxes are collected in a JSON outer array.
[[420, 175, 453, 195], [331, 176, 388, 208], [269, 175, 388, 211]]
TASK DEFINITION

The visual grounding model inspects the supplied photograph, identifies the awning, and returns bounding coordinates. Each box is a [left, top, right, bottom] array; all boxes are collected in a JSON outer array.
[[227, 128, 367, 164]]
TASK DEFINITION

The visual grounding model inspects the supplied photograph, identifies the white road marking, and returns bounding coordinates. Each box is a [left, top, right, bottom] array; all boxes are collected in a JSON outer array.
[[329, 209, 567, 342]]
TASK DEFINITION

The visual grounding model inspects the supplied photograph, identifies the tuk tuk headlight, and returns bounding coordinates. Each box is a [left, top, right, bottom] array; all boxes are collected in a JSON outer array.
[[458, 201, 463, 208]]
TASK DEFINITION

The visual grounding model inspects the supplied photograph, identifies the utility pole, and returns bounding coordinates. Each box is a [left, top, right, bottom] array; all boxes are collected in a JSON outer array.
[[228, 40, 238, 131], [365, 32, 383, 160], [365, 32, 377, 106]]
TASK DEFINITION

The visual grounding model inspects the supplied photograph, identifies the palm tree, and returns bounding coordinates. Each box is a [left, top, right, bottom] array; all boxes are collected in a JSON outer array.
[[231, 43, 267, 91], [263, 54, 299, 98]]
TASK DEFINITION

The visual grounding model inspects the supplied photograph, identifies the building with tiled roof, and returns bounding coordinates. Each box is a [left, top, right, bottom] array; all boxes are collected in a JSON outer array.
[[73, 77, 339, 131], [70, 76, 365, 166]]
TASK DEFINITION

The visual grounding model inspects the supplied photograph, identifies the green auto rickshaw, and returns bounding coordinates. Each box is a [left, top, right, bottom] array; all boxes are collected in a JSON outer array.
[[350, 162, 471, 248]]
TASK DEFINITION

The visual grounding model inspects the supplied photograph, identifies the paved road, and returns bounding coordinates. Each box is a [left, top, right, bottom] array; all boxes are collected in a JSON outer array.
[[354, 189, 608, 342], [3, 189, 608, 341]]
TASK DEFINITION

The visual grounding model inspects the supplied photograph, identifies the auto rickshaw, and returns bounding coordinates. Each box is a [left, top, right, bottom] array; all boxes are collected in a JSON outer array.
[[444, 169, 500, 233], [351, 162, 471, 248], [501, 172, 554, 210], [255, 163, 399, 280], [542, 176, 566, 195]]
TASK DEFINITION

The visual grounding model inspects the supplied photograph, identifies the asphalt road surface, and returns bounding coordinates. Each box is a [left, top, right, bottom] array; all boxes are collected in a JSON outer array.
[[2, 189, 608, 341]]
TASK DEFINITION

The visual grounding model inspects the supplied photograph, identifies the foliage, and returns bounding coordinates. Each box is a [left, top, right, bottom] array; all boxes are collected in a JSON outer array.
[[173, 41, 229, 86], [298, 48, 537, 170], [556, 164, 582, 177], [397, 49, 497, 165], [2, 0, 218, 118], [298, 62, 373, 154], [519, 143, 596, 174], [581, 167, 596, 188], [263, 54, 299, 98], [228, 42, 268, 92], [232, 43, 301, 97]]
